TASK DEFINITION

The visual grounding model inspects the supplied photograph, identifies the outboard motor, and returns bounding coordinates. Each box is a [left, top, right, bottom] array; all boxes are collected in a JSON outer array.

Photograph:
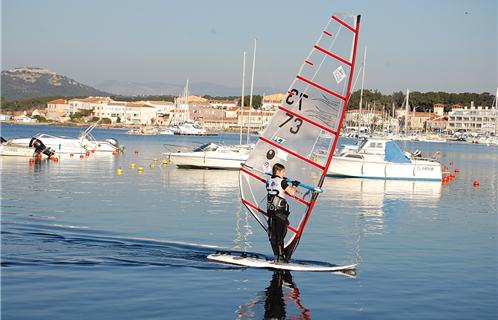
[[106, 138, 121, 151], [29, 137, 55, 158], [1, 137, 7, 143]]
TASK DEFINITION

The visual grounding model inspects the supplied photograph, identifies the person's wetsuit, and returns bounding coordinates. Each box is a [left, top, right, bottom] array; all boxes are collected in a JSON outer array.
[[266, 175, 290, 263]]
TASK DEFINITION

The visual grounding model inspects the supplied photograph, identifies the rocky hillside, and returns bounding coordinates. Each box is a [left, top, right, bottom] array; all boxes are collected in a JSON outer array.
[[1, 67, 109, 100]]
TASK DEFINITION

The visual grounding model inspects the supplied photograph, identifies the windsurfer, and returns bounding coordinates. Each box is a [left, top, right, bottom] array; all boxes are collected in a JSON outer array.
[[266, 163, 299, 263]]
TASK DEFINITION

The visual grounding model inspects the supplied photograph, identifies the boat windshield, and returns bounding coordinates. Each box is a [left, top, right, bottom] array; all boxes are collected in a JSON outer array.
[[357, 138, 368, 150], [193, 143, 218, 152]]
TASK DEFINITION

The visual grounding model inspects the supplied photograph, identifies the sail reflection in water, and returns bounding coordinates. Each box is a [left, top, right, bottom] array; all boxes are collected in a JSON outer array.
[[236, 271, 311, 320]]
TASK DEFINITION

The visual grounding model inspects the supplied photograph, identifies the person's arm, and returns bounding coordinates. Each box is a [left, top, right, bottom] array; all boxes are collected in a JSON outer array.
[[282, 180, 296, 196]]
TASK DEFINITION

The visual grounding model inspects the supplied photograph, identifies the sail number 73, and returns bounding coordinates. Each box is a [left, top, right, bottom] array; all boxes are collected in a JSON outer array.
[[279, 113, 303, 134]]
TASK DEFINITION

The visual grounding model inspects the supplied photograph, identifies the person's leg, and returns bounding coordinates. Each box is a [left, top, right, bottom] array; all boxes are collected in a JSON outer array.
[[269, 217, 280, 258], [274, 217, 287, 262]]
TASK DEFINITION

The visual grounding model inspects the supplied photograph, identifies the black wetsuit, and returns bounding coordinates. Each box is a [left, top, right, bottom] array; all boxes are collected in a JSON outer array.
[[266, 175, 290, 262]]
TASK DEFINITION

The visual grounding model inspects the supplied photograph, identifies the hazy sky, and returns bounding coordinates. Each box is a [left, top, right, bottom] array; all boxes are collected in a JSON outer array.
[[2, 0, 497, 94]]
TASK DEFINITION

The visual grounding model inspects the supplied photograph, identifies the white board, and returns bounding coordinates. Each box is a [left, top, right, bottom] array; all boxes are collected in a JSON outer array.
[[207, 251, 357, 272]]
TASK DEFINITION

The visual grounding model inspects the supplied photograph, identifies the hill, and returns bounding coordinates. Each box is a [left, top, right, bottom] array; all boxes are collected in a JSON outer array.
[[1, 67, 109, 100]]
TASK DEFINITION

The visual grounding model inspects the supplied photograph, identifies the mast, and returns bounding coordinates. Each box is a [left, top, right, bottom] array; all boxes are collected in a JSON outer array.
[[240, 51, 247, 145], [358, 46, 367, 132], [404, 89, 410, 134], [247, 39, 257, 144], [495, 87, 498, 136], [185, 79, 189, 122]]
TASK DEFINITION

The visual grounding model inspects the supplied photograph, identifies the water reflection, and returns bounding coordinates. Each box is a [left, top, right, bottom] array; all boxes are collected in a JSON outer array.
[[162, 168, 239, 197], [236, 271, 311, 320], [233, 204, 253, 252], [322, 177, 442, 236]]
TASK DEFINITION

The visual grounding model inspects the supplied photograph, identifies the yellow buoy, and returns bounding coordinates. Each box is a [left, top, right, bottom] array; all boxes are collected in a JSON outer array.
[[162, 159, 169, 165], [150, 164, 155, 168], [138, 166, 144, 172], [117, 168, 123, 175], [153, 158, 158, 162], [130, 163, 136, 168]]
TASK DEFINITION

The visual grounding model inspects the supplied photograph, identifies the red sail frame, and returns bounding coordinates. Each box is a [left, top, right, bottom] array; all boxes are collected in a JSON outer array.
[[239, 14, 362, 259]]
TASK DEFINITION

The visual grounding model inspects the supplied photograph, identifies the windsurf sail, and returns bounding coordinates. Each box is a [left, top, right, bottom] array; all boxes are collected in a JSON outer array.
[[239, 13, 361, 259]]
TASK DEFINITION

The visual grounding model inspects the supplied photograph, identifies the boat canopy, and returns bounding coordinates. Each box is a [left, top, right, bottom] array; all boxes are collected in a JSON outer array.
[[384, 141, 411, 163]]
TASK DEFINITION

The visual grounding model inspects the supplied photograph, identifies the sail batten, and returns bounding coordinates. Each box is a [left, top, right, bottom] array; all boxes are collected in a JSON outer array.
[[240, 13, 361, 259]]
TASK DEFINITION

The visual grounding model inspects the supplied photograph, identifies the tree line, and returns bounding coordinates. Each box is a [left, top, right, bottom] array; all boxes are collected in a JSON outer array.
[[1, 90, 495, 113], [347, 90, 496, 113]]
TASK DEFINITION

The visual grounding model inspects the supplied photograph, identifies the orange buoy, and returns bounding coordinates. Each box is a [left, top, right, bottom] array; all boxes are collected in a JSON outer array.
[[28, 158, 35, 164], [52, 157, 59, 162], [36, 153, 43, 160], [80, 154, 84, 159], [450, 173, 455, 178], [86, 151, 90, 157], [91, 150, 96, 153], [473, 180, 480, 187]]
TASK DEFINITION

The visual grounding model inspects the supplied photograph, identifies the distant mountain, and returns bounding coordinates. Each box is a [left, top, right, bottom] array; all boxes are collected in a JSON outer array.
[[1, 67, 109, 100], [95, 79, 280, 97]]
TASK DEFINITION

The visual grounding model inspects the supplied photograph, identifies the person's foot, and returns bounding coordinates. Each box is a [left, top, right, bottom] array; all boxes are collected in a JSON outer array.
[[276, 255, 286, 263]]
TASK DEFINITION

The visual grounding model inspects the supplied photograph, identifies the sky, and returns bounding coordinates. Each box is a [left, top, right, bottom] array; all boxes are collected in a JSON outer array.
[[1, 0, 497, 94]]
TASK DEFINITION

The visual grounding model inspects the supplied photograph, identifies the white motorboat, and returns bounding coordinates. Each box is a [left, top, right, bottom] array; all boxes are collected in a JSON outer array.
[[0, 137, 55, 158], [324, 138, 443, 181], [9, 123, 122, 154], [79, 123, 123, 152], [159, 127, 176, 135], [165, 142, 252, 169], [174, 122, 210, 136], [9, 133, 88, 154]]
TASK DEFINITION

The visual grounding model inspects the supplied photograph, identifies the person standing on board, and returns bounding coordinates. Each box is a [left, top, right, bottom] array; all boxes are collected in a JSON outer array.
[[266, 163, 299, 263]]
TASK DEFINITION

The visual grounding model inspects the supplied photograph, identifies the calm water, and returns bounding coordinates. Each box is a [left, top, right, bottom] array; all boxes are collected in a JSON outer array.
[[1, 124, 497, 319]]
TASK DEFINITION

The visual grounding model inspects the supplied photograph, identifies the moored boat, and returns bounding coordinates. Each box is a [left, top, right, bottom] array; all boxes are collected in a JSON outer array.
[[324, 138, 443, 181], [165, 142, 252, 169], [0, 137, 55, 158]]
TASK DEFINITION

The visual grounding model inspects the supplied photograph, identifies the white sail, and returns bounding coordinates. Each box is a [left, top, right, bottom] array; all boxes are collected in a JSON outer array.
[[239, 13, 361, 258]]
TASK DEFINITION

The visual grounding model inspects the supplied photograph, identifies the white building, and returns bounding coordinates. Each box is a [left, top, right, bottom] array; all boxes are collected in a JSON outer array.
[[146, 101, 175, 116], [237, 107, 275, 129], [68, 97, 113, 114], [123, 102, 157, 125], [0, 114, 12, 121], [93, 101, 127, 123], [448, 103, 497, 134]]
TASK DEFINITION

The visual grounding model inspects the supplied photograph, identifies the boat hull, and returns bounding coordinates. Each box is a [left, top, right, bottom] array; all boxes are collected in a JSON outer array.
[[328, 157, 442, 181], [0, 143, 45, 157], [168, 152, 247, 169]]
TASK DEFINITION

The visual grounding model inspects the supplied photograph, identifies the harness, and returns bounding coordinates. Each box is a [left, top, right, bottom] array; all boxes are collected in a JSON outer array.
[[266, 176, 289, 214]]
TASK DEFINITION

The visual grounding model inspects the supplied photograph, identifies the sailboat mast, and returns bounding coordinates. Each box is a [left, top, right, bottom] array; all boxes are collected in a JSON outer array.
[[240, 52, 247, 145], [358, 46, 367, 131], [404, 89, 410, 134], [247, 39, 257, 144], [494, 87, 498, 136], [185, 79, 189, 122]]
